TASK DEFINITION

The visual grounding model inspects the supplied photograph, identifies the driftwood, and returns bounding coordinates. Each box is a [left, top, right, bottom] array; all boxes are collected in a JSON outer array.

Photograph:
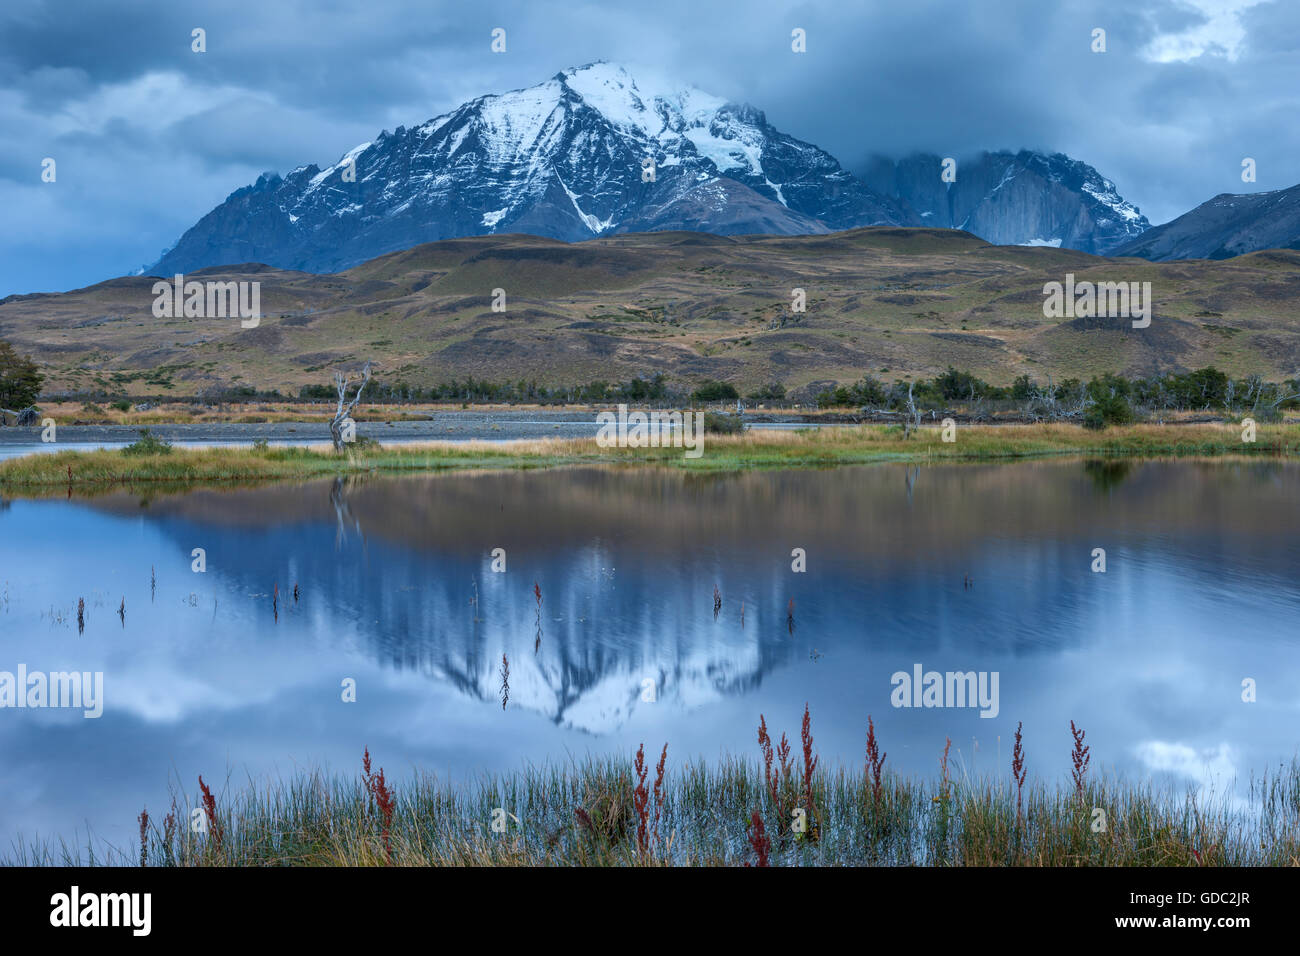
[[0, 407, 38, 426]]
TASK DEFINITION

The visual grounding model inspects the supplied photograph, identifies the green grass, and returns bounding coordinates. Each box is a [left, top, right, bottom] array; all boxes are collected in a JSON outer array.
[[1, 423, 1297, 496], [11, 744, 1299, 867]]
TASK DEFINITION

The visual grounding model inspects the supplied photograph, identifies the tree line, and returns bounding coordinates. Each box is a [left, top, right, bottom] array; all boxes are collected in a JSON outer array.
[[3, 329, 1297, 429], [816, 366, 1300, 428]]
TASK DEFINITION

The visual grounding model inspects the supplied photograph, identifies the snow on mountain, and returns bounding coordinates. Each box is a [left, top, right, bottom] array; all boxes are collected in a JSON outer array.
[[151, 63, 910, 276]]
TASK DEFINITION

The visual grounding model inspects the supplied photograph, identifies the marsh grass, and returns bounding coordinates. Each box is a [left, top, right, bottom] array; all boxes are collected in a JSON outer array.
[[2, 423, 1297, 495], [9, 754, 1299, 867]]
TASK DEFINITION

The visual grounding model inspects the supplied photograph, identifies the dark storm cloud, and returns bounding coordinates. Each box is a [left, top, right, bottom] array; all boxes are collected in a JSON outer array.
[[1, 0, 1295, 295]]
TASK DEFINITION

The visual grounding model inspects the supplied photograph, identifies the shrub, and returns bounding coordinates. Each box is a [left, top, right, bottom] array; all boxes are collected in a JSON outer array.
[[703, 411, 745, 434], [817, 376, 888, 408], [746, 383, 786, 402], [1083, 393, 1135, 430], [934, 366, 991, 401], [816, 387, 849, 408], [617, 373, 668, 402], [691, 380, 739, 402], [121, 428, 173, 456]]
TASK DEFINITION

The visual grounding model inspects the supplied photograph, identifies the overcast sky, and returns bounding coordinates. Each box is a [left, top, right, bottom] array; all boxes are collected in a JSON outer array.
[[2, 0, 1296, 296]]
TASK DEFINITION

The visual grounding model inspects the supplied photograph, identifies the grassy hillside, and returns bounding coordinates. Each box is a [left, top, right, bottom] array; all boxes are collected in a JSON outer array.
[[4, 227, 1300, 399]]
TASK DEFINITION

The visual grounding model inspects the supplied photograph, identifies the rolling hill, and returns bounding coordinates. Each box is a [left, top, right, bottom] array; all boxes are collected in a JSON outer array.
[[6, 227, 1300, 400]]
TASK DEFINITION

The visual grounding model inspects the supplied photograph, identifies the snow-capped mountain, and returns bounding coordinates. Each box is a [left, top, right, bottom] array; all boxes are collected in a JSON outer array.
[[151, 62, 912, 275], [860, 150, 1151, 254]]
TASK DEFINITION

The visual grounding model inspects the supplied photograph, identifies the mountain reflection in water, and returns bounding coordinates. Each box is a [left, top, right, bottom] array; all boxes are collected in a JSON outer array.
[[1, 460, 1297, 848]]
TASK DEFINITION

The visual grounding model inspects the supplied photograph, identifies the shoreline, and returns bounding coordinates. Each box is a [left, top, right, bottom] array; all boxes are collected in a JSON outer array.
[[0, 412, 862, 454], [0, 422, 1296, 495]]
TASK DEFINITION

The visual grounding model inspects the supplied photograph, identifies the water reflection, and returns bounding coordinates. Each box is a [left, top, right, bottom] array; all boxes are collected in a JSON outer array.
[[0, 459, 1298, 850], [1082, 458, 1134, 493]]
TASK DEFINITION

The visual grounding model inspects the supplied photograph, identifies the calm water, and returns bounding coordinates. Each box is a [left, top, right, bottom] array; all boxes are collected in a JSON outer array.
[[1, 459, 1298, 852]]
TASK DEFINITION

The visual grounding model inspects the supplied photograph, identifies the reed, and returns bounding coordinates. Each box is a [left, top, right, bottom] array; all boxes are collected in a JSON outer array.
[[633, 744, 649, 858], [653, 744, 668, 850], [8, 721, 1300, 867], [161, 800, 176, 868], [137, 808, 148, 868], [1070, 721, 1091, 796], [758, 715, 776, 806], [746, 811, 771, 867], [1012, 721, 1027, 822], [865, 715, 886, 804], [361, 750, 396, 866], [800, 703, 819, 838], [197, 775, 222, 853]]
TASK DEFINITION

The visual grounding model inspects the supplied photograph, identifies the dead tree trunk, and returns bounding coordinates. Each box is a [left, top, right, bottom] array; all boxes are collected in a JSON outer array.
[[0, 407, 38, 426], [1254, 381, 1300, 421], [329, 362, 372, 451], [903, 381, 921, 439]]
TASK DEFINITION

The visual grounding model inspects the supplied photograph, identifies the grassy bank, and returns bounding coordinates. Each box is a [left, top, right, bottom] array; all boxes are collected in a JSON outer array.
[[11, 714, 1299, 866], [0, 422, 1297, 493]]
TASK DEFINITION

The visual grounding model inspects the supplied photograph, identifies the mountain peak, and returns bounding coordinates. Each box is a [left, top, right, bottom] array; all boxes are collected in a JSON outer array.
[[150, 64, 909, 275], [860, 149, 1149, 253], [557, 60, 729, 136]]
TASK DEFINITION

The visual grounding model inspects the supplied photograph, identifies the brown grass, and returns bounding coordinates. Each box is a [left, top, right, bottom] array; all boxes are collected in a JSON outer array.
[[0, 421, 1296, 496]]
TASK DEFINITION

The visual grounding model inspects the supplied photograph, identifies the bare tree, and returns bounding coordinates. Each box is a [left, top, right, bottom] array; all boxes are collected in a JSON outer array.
[[1022, 374, 1092, 423], [903, 381, 922, 439], [0, 407, 38, 426], [1250, 378, 1300, 421], [330, 362, 371, 451]]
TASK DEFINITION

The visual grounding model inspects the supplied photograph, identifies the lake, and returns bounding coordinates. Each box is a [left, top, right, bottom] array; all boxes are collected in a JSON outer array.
[[1, 458, 1297, 854]]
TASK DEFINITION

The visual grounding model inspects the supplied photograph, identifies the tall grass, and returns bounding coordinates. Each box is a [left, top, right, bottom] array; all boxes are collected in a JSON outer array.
[[9, 727, 1299, 867], [2, 423, 1297, 494]]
